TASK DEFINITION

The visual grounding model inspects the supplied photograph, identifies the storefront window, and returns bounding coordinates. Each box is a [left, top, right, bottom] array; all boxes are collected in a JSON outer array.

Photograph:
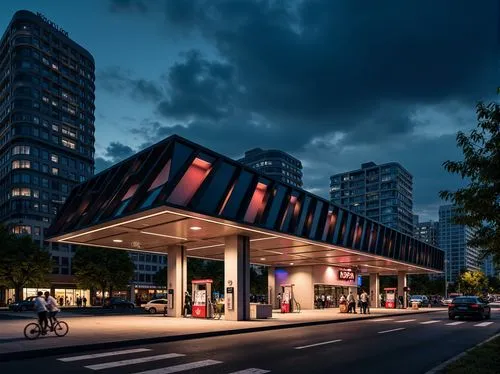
[[314, 285, 350, 309]]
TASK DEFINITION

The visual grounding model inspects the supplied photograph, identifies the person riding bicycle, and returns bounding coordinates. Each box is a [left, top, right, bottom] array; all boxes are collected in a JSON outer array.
[[44, 291, 60, 330], [34, 291, 48, 334]]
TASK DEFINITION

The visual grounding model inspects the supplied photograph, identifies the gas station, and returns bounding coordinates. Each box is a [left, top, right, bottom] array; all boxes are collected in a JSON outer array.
[[47, 135, 444, 321]]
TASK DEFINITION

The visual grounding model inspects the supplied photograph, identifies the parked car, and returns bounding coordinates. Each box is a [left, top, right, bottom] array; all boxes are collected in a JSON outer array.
[[409, 295, 430, 307], [448, 296, 491, 320], [143, 299, 168, 314], [103, 297, 134, 309], [8, 296, 36, 312]]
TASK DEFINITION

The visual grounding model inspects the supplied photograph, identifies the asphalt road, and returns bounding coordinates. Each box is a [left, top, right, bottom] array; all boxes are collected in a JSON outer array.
[[1, 310, 498, 374]]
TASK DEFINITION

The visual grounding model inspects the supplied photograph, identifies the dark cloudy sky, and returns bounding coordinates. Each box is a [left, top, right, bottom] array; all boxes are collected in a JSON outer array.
[[2, 0, 499, 221]]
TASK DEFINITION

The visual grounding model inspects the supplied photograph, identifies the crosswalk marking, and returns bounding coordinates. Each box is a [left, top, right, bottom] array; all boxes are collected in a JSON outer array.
[[58, 348, 152, 362], [227, 369, 271, 374], [474, 322, 494, 327], [395, 319, 416, 323], [446, 321, 465, 326], [84, 353, 184, 371], [378, 328, 405, 334], [294, 339, 342, 350], [370, 318, 394, 322], [133, 359, 223, 373], [420, 320, 440, 325]]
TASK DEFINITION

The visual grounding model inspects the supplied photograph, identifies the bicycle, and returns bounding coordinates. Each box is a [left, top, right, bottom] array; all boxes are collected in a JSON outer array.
[[208, 300, 223, 320], [292, 298, 301, 313], [24, 316, 69, 340]]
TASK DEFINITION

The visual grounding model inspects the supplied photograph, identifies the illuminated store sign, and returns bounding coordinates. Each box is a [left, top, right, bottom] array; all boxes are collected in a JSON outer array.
[[338, 269, 355, 281], [36, 13, 69, 37]]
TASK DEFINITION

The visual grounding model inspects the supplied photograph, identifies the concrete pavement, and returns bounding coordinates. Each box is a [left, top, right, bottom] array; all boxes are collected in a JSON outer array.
[[0, 310, 498, 373], [0, 307, 443, 360]]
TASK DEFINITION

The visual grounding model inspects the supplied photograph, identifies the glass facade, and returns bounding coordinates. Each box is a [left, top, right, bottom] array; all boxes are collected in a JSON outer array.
[[438, 205, 480, 283], [330, 161, 414, 235], [238, 148, 303, 188], [0, 11, 95, 301], [314, 285, 350, 309]]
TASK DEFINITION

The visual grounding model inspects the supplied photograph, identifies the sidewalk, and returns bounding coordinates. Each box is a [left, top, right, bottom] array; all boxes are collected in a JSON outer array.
[[0, 307, 444, 361]]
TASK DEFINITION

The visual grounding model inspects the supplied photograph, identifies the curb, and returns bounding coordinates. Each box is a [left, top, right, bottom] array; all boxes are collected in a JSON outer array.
[[424, 330, 500, 374], [0, 309, 441, 362]]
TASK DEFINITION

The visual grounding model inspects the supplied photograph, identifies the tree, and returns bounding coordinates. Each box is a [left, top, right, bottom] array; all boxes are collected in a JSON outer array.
[[250, 265, 268, 296], [187, 258, 224, 294], [440, 102, 500, 262], [0, 226, 52, 301], [457, 270, 488, 296], [487, 276, 500, 293], [72, 246, 134, 304]]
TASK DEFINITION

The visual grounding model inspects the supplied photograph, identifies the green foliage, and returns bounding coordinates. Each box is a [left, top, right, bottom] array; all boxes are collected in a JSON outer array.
[[72, 246, 134, 298], [457, 270, 488, 296], [408, 274, 445, 295], [487, 276, 500, 293], [440, 102, 500, 262], [0, 225, 52, 300], [187, 258, 224, 293], [250, 265, 268, 295]]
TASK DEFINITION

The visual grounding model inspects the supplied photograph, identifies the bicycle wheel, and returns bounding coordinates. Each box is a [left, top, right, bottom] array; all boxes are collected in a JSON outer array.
[[24, 322, 41, 340], [295, 302, 301, 313], [53, 321, 69, 337]]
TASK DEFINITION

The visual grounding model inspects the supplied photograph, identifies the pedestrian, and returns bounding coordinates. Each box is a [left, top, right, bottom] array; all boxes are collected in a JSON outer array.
[[83, 296, 87, 307], [59, 296, 64, 306], [277, 292, 282, 308], [44, 291, 60, 330], [347, 291, 357, 313], [321, 294, 326, 309], [360, 290, 369, 314]]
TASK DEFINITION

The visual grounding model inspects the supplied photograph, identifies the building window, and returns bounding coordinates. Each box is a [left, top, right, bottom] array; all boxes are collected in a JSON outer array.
[[51, 154, 59, 163], [62, 138, 76, 149], [51, 167, 59, 175], [12, 160, 30, 169], [12, 146, 30, 155], [12, 225, 31, 235]]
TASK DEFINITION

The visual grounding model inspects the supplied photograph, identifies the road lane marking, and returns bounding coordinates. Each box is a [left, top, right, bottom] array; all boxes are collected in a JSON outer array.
[[58, 348, 152, 362], [84, 353, 184, 370], [474, 322, 494, 327], [294, 339, 342, 350], [395, 319, 416, 323], [420, 320, 440, 325], [370, 318, 394, 322], [446, 321, 465, 326], [133, 360, 223, 373], [378, 328, 406, 334], [228, 369, 271, 374]]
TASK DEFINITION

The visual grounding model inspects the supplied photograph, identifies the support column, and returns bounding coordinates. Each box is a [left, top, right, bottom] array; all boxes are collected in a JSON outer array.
[[268, 267, 276, 308], [224, 235, 250, 321], [397, 271, 408, 309], [129, 284, 136, 305], [167, 245, 186, 317], [369, 273, 380, 308]]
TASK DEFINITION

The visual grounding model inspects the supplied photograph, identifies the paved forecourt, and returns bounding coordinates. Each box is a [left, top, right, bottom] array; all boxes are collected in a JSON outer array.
[[0, 307, 443, 357], [0, 310, 497, 374]]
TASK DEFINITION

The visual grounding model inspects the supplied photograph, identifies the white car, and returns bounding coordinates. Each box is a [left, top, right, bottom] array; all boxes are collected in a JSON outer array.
[[143, 299, 168, 314]]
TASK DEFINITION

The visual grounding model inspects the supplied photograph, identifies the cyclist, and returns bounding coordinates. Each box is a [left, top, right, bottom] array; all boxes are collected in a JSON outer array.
[[44, 291, 60, 330], [34, 291, 48, 334]]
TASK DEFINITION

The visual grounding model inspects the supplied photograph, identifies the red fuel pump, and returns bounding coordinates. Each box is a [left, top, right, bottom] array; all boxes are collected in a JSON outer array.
[[191, 279, 213, 318]]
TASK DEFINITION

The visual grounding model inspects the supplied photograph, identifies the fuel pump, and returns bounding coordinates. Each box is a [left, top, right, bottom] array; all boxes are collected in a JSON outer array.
[[191, 279, 213, 318]]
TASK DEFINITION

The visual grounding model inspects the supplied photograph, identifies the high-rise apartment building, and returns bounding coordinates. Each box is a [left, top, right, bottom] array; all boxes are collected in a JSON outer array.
[[0, 10, 95, 301], [330, 162, 413, 235], [414, 220, 439, 247], [482, 255, 498, 278], [238, 148, 303, 188], [438, 205, 480, 283]]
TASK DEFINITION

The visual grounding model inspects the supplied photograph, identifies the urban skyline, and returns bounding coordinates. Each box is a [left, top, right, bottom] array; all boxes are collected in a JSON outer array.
[[0, 1, 494, 222]]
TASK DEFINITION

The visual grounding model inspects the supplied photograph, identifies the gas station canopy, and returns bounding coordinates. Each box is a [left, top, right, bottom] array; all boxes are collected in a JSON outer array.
[[47, 135, 444, 276]]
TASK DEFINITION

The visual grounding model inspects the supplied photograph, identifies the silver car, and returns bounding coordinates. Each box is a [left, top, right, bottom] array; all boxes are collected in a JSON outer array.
[[143, 299, 168, 314], [409, 295, 430, 307]]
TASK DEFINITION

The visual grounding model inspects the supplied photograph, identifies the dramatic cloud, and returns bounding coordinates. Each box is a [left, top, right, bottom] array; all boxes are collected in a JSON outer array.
[[98, 66, 163, 103], [95, 142, 136, 173], [104, 0, 498, 219]]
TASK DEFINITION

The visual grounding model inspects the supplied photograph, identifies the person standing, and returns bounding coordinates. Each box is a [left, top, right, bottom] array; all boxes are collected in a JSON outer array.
[[82, 296, 87, 307], [34, 291, 48, 334], [360, 290, 369, 314], [347, 291, 357, 314], [277, 292, 282, 309]]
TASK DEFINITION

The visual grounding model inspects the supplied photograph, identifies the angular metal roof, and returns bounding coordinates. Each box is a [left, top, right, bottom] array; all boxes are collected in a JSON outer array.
[[48, 135, 444, 274]]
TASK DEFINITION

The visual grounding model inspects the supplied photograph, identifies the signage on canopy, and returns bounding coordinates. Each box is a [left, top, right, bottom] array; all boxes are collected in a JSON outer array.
[[338, 269, 355, 281]]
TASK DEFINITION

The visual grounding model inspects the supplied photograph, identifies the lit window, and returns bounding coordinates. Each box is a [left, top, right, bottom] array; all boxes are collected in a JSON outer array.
[[52, 124, 59, 132], [51, 167, 59, 175], [12, 225, 31, 235], [12, 146, 30, 155], [62, 138, 76, 149], [51, 154, 58, 163], [12, 160, 30, 169]]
